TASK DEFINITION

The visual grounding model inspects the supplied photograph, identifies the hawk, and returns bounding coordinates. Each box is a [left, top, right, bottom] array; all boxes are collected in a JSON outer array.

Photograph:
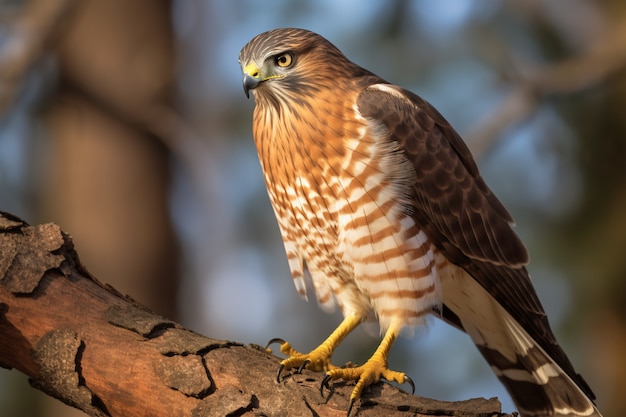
[[239, 28, 602, 417]]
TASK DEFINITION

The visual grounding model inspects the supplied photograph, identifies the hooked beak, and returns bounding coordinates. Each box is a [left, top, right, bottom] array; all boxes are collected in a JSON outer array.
[[243, 74, 260, 98], [242, 62, 262, 98]]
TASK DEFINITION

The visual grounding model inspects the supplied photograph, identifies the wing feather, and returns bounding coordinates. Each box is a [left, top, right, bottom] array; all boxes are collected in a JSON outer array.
[[356, 83, 594, 400]]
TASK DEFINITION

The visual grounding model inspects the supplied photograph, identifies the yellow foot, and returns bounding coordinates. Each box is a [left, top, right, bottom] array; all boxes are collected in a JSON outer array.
[[265, 314, 363, 382], [320, 319, 415, 416], [266, 337, 338, 381], [321, 359, 414, 407]]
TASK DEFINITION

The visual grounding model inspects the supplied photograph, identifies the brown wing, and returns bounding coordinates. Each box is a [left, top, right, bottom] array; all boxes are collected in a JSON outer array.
[[356, 83, 593, 398]]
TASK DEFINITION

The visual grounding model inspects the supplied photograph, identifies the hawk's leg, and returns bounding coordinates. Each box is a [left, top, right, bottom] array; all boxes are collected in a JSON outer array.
[[269, 313, 363, 379], [323, 319, 412, 413]]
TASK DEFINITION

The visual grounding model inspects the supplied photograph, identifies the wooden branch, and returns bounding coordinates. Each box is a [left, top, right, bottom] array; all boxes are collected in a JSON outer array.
[[0, 211, 512, 417]]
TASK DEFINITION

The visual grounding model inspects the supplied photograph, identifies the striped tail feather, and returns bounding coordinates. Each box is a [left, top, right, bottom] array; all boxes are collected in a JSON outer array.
[[440, 263, 602, 417], [478, 314, 599, 417]]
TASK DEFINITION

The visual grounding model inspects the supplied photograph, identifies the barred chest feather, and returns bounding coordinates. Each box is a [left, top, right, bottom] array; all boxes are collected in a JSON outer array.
[[254, 97, 442, 332]]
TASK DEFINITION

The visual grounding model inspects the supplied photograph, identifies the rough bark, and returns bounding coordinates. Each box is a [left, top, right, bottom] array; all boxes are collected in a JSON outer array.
[[0, 211, 512, 417]]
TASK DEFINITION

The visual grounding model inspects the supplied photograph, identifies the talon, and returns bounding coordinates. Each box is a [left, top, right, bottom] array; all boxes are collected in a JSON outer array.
[[276, 364, 285, 383], [320, 374, 333, 397], [265, 337, 286, 351], [347, 398, 356, 417], [404, 375, 415, 394], [297, 359, 310, 374]]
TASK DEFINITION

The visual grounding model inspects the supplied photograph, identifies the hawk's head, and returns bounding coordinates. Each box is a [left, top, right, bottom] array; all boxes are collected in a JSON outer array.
[[239, 28, 368, 104]]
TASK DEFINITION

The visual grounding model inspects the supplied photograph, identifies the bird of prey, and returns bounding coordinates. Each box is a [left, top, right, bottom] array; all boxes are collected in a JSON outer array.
[[239, 28, 602, 417]]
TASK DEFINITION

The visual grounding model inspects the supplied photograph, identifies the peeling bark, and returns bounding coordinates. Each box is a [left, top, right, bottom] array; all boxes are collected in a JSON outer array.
[[0, 211, 512, 417]]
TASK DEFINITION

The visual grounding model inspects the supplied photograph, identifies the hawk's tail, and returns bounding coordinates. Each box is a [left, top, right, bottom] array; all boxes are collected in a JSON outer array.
[[440, 266, 602, 417]]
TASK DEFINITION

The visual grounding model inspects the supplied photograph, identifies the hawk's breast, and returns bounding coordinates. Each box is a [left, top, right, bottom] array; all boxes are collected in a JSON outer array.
[[253, 89, 442, 332]]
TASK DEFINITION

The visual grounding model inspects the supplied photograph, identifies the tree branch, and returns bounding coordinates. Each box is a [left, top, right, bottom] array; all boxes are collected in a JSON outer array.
[[0, 211, 512, 417]]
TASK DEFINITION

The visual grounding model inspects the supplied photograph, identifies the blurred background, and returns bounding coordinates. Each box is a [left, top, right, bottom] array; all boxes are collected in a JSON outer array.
[[0, 0, 624, 415]]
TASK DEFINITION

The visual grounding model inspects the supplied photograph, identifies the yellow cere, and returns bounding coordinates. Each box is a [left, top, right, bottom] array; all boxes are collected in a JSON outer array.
[[243, 62, 260, 78]]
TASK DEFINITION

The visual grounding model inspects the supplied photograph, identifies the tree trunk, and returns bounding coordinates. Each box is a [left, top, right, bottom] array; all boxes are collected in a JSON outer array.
[[0, 211, 511, 417]]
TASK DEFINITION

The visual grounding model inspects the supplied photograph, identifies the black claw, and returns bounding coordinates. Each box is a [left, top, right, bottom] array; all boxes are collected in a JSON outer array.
[[347, 398, 356, 417], [320, 374, 333, 397], [265, 337, 286, 350], [296, 359, 310, 374], [276, 364, 285, 383], [404, 375, 415, 395]]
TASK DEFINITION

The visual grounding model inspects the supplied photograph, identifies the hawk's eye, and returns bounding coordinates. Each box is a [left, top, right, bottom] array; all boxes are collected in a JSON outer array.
[[275, 52, 293, 68]]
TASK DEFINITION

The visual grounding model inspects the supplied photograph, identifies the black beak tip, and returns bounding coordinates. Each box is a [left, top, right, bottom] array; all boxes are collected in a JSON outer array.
[[243, 74, 260, 99]]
